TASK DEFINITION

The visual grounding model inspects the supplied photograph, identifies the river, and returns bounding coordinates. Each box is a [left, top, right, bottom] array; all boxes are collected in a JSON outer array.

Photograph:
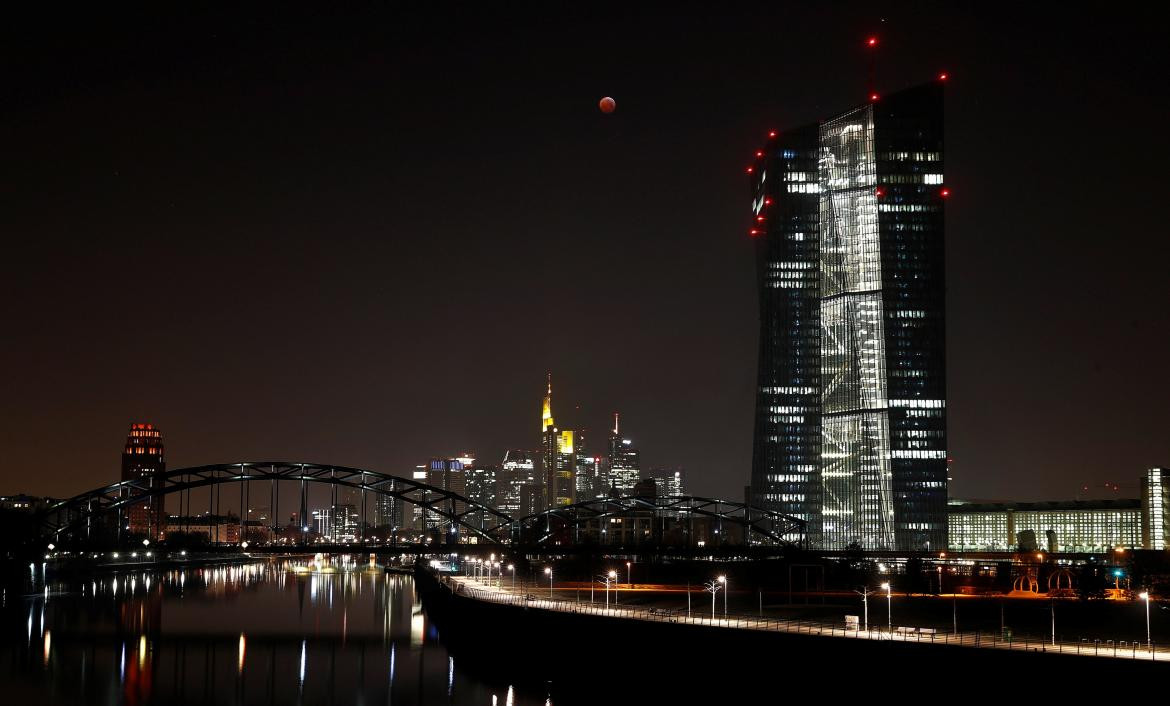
[[2, 557, 553, 705]]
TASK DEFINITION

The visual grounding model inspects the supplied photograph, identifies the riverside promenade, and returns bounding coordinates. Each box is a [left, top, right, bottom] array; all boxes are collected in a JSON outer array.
[[434, 572, 1167, 664]]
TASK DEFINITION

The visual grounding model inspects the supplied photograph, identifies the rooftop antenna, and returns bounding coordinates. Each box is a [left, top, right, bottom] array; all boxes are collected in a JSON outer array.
[[865, 34, 879, 101]]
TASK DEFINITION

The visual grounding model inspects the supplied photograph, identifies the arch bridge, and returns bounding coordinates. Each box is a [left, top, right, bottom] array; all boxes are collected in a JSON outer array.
[[42, 462, 515, 547], [498, 495, 806, 549], [39, 463, 805, 553]]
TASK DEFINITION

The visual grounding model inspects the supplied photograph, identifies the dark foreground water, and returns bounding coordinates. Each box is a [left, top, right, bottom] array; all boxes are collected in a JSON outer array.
[[2, 559, 550, 705]]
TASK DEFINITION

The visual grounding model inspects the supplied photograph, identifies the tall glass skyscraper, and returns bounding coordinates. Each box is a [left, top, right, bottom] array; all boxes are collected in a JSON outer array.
[[751, 82, 947, 551], [541, 375, 576, 509], [749, 126, 823, 546]]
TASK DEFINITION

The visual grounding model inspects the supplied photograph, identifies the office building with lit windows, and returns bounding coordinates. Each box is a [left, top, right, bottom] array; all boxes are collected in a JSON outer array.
[[948, 467, 1170, 552], [122, 422, 166, 540], [948, 500, 1142, 553], [1141, 467, 1169, 550], [750, 82, 948, 551], [608, 413, 641, 496], [650, 468, 686, 497], [498, 449, 538, 515], [541, 376, 576, 509]]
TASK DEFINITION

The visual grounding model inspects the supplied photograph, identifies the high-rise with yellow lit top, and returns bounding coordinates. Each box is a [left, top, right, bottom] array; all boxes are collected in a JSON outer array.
[[541, 375, 576, 510]]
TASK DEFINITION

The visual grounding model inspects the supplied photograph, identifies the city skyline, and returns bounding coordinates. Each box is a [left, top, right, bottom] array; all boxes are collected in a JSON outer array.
[[5, 7, 1170, 701], [3, 5, 1169, 505]]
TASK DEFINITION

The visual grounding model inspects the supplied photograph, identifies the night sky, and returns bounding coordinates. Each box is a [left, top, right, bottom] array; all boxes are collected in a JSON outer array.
[[3, 4, 1168, 503]]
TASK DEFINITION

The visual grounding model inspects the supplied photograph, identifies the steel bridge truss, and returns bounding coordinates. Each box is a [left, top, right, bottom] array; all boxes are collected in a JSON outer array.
[[498, 495, 806, 548], [42, 462, 514, 546]]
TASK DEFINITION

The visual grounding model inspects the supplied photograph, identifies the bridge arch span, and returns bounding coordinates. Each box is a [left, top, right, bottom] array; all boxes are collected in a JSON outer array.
[[42, 462, 514, 546]]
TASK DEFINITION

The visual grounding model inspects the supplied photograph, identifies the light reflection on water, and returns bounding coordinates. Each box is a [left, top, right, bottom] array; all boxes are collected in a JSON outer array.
[[2, 559, 548, 705]]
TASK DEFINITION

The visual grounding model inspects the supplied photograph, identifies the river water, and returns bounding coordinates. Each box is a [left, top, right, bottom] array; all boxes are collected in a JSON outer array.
[[2, 558, 551, 705]]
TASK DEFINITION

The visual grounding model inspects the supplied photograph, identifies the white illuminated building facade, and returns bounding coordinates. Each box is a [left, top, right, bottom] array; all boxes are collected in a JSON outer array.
[[751, 83, 948, 551], [1142, 467, 1169, 550], [948, 500, 1141, 553]]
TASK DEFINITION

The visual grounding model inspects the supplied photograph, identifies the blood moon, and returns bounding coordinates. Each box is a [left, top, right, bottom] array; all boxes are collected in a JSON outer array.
[[599, 96, 616, 114]]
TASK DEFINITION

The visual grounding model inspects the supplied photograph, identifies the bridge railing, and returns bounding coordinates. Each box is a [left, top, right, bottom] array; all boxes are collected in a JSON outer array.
[[436, 574, 1167, 663]]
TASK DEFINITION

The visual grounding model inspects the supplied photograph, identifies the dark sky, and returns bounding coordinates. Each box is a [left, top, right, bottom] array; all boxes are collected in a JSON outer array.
[[3, 3, 1168, 503]]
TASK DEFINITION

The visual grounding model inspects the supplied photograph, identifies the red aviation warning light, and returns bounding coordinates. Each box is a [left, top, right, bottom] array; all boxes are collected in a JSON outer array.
[[756, 215, 766, 223], [875, 187, 885, 198], [756, 150, 764, 157], [749, 229, 761, 237], [866, 36, 877, 47], [939, 72, 949, 81], [869, 93, 879, 101], [768, 130, 777, 138], [940, 188, 951, 198], [764, 197, 773, 206], [746, 166, 754, 174]]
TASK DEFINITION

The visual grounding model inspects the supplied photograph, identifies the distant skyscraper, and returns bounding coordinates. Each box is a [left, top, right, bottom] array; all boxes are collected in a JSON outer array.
[[608, 413, 640, 495], [750, 82, 948, 551], [314, 504, 358, 541], [541, 375, 576, 508], [410, 467, 430, 531], [499, 449, 538, 515], [374, 491, 403, 532], [464, 459, 501, 532], [576, 449, 604, 499], [121, 422, 165, 540], [427, 457, 468, 539], [464, 460, 498, 508], [650, 468, 685, 497]]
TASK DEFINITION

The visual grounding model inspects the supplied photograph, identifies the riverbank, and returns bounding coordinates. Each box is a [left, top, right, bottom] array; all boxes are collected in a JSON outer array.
[[414, 567, 1165, 698]]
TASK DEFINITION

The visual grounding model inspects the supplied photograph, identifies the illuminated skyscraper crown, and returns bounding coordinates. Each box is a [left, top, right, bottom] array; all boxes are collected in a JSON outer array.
[[541, 373, 555, 432]]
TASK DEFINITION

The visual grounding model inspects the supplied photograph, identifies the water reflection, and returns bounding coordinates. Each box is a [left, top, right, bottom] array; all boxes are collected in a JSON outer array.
[[3, 559, 548, 705]]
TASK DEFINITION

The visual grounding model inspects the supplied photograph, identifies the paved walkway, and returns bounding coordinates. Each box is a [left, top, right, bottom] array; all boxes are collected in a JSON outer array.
[[442, 575, 1167, 663]]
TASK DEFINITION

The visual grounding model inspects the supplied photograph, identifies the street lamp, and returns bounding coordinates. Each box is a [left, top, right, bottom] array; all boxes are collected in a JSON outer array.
[[626, 561, 632, 589], [1140, 591, 1151, 652], [881, 582, 892, 635], [606, 571, 616, 609], [854, 587, 873, 633], [508, 564, 515, 592], [718, 575, 728, 617], [544, 567, 553, 600]]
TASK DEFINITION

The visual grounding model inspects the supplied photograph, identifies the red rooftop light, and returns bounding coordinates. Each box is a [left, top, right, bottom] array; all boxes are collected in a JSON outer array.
[[746, 166, 754, 174], [756, 215, 766, 223], [875, 187, 885, 197], [869, 93, 879, 101], [764, 197, 773, 206], [940, 188, 950, 198], [768, 130, 777, 138], [939, 72, 948, 81], [867, 37, 877, 47], [756, 150, 764, 158], [749, 229, 761, 237]]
